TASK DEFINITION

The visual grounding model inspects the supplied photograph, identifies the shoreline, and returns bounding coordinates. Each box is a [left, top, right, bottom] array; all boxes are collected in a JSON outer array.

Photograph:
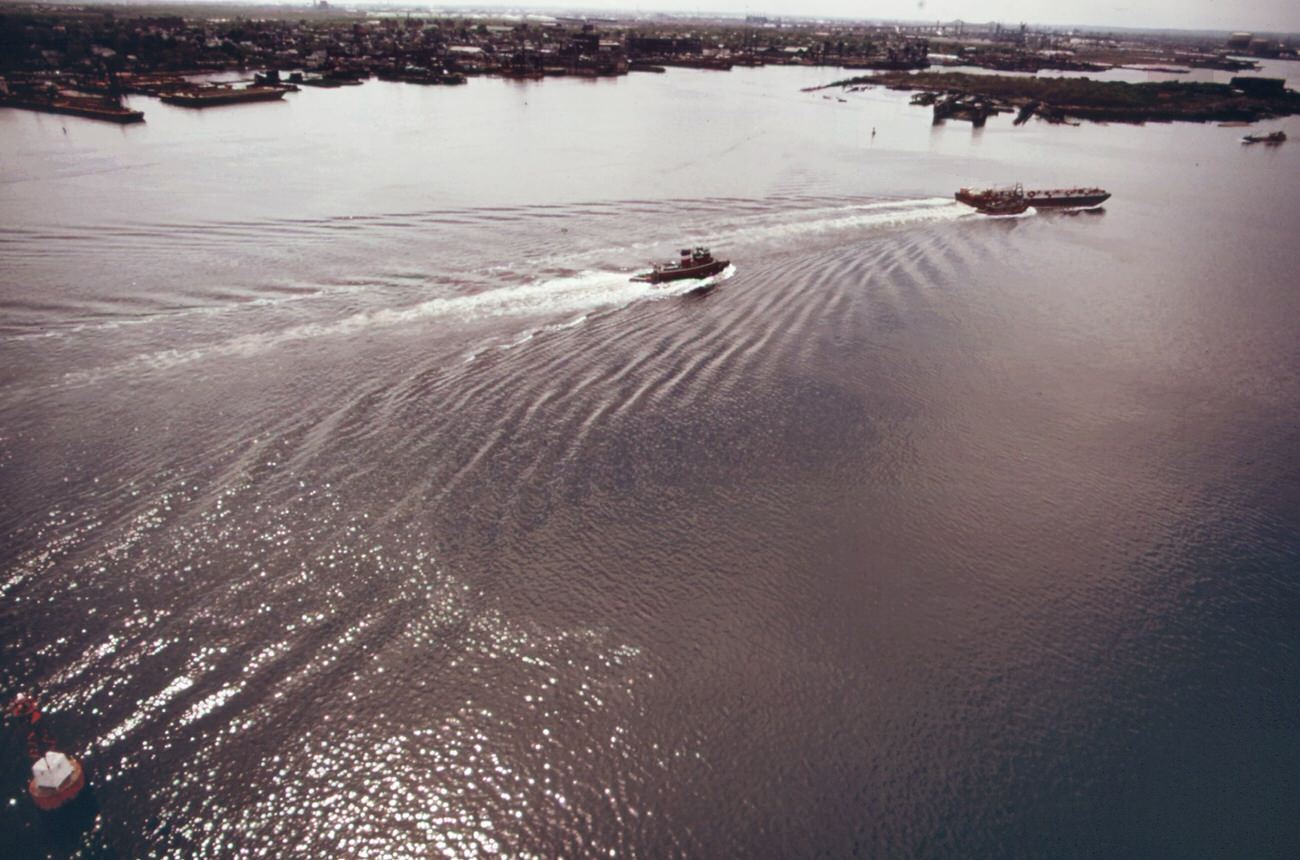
[[821, 71, 1300, 125], [2, 5, 1296, 127]]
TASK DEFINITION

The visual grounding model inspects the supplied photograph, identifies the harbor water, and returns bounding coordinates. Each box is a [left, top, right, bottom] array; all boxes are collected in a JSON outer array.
[[2, 65, 1298, 857]]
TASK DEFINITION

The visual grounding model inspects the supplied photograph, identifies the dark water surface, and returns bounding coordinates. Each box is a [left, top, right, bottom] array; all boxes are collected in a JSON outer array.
[[2, 66, 1298, 857]]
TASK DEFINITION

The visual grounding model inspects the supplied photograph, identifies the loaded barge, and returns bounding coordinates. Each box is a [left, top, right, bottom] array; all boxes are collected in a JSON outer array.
[[956, 184, 1110, 214]]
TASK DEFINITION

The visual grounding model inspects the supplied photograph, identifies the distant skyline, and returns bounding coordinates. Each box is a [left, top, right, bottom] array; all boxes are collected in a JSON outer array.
[[417, 1, 1298, 34], [67, 0, 1300, 35]]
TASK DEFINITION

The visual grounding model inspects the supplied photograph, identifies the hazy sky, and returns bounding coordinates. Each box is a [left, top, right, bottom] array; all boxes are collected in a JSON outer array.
[[454, 1, 1300, 33]]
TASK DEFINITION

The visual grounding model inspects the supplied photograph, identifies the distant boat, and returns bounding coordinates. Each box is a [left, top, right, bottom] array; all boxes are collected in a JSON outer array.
[[1241, 131, 1286, 144], [631, 247, 729, 284], [159, 84, 291, 107]]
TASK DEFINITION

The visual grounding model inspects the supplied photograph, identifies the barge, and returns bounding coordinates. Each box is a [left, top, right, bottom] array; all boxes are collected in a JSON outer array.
[[158, 84, 291, 107], [957, 184, 1110, 212], [0, 94, 143, 123]]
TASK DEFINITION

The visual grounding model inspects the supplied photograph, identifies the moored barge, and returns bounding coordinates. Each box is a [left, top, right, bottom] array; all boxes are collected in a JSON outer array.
[[159, 84, 292, 107], [0, 94, 143, 123]]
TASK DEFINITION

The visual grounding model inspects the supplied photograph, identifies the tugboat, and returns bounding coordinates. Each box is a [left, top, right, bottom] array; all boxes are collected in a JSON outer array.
[[631, 247, 730, 283], [954, 185, 1031, 216], [1241, 130, 1287, 145]]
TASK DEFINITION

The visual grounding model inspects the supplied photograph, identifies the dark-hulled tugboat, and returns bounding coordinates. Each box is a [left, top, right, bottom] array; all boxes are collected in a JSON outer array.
[[8, 693, 87, 812], [955, 185, 1031, 216], [631, 247, 729, 283], [1241, 130, 1286, 145]]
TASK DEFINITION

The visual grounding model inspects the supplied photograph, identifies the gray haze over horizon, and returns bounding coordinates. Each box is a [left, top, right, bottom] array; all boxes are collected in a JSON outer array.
[[98, 0, 1299, 35]]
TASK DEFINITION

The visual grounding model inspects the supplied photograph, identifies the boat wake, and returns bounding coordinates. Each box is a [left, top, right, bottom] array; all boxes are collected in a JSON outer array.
[[591, 199, 967, 262], [964, 207, 1038, 221], [469, 265, 735, 362], [34, 194, 971, 389], [60, 266, 738, 383], [722, 197, 969, 244]]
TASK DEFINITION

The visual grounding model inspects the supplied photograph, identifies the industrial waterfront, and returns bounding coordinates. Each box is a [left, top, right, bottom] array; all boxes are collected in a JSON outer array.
[[3, 5, 1299, 126]]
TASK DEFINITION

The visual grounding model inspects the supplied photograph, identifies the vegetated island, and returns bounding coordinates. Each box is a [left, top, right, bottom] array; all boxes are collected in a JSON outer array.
[[823, 72, 1300, 124]]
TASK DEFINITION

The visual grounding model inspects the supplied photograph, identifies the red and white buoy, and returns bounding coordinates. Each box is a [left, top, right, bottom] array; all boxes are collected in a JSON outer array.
[[28, 749, 86, 811], [8, 693, 88, 811]]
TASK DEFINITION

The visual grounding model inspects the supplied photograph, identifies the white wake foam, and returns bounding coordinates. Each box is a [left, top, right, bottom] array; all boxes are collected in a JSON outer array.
[[57, 196, 960, 384], [723, 198, 970, 244], [64, 269, 721, 381]]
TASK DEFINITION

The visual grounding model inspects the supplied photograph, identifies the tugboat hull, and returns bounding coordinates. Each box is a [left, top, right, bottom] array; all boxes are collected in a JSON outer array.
[[632, 247, 729, 284], [632, 259, 729, 283], [1241, 131, 1286, 144], [977, 199, 1030, 216]]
